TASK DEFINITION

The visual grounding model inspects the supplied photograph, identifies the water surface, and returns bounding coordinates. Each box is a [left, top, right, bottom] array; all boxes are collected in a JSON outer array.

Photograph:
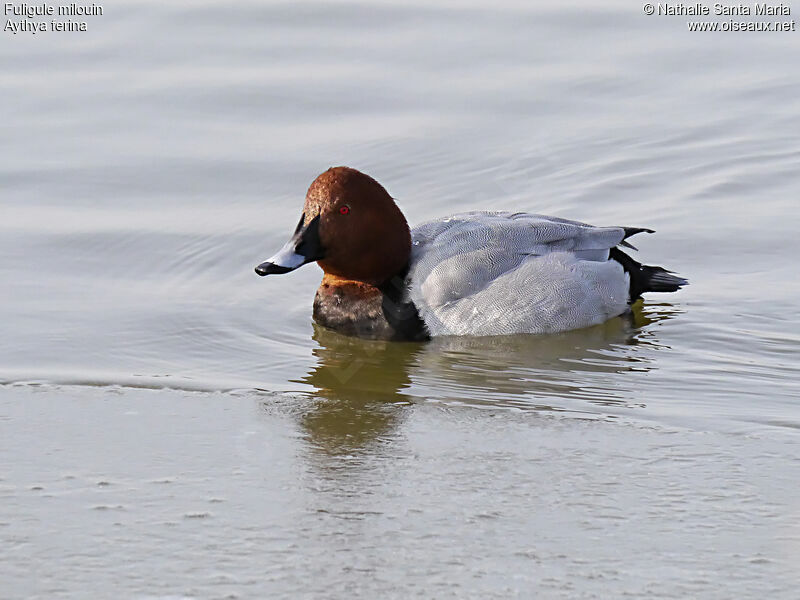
[[1, 1, 799, 598]]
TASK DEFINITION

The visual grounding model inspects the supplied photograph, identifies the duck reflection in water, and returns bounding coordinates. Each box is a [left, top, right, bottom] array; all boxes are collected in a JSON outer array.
[[294, 324, 424, 456], [294, 303, 680, 455]]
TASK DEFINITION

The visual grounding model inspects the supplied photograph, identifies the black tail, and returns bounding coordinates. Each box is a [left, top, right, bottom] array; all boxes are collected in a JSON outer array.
[[610, 247, 688, 303]]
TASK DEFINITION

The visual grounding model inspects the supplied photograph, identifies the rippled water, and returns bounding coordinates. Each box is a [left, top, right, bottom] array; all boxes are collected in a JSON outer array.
[[2, 1, 799, 598]]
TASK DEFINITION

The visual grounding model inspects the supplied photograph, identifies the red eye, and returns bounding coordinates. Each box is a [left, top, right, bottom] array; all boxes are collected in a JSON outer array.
[[339, 205, 350, 215]]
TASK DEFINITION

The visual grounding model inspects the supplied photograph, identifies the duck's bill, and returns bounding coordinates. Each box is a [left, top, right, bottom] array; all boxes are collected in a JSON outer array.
[[255, 214, 323, 276], [254, 242, 306, 275]]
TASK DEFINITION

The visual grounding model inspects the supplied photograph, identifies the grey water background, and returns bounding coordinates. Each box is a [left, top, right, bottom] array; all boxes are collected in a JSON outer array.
[[2, 1, 799, 598]]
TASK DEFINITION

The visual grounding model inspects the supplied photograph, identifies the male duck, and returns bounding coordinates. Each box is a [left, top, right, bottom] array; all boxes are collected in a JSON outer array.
[[255, 167, 687, 341]]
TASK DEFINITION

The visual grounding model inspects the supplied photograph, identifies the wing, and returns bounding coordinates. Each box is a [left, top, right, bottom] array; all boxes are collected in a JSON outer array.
[[408, 212, 636, 335], [409, 212, 630, 304], [412, 211, 635, 261]]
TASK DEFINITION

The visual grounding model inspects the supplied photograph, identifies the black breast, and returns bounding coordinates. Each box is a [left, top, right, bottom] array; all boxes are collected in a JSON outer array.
[[378, 273, 430, 342]]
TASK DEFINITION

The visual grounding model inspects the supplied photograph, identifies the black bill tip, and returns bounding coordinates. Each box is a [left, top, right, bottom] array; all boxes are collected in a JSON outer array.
[[255, 262, 294, 276]]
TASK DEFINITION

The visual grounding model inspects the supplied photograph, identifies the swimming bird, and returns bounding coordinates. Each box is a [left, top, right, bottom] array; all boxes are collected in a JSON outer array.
[[255, 167, 687, 341]]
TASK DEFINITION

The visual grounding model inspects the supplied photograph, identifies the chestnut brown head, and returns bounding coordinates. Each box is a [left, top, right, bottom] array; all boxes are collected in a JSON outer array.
[[255, 167, 411, 286]]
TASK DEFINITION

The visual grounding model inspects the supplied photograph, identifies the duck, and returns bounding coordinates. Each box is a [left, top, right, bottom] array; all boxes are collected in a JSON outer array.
[[255, 166, 687, 341]]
